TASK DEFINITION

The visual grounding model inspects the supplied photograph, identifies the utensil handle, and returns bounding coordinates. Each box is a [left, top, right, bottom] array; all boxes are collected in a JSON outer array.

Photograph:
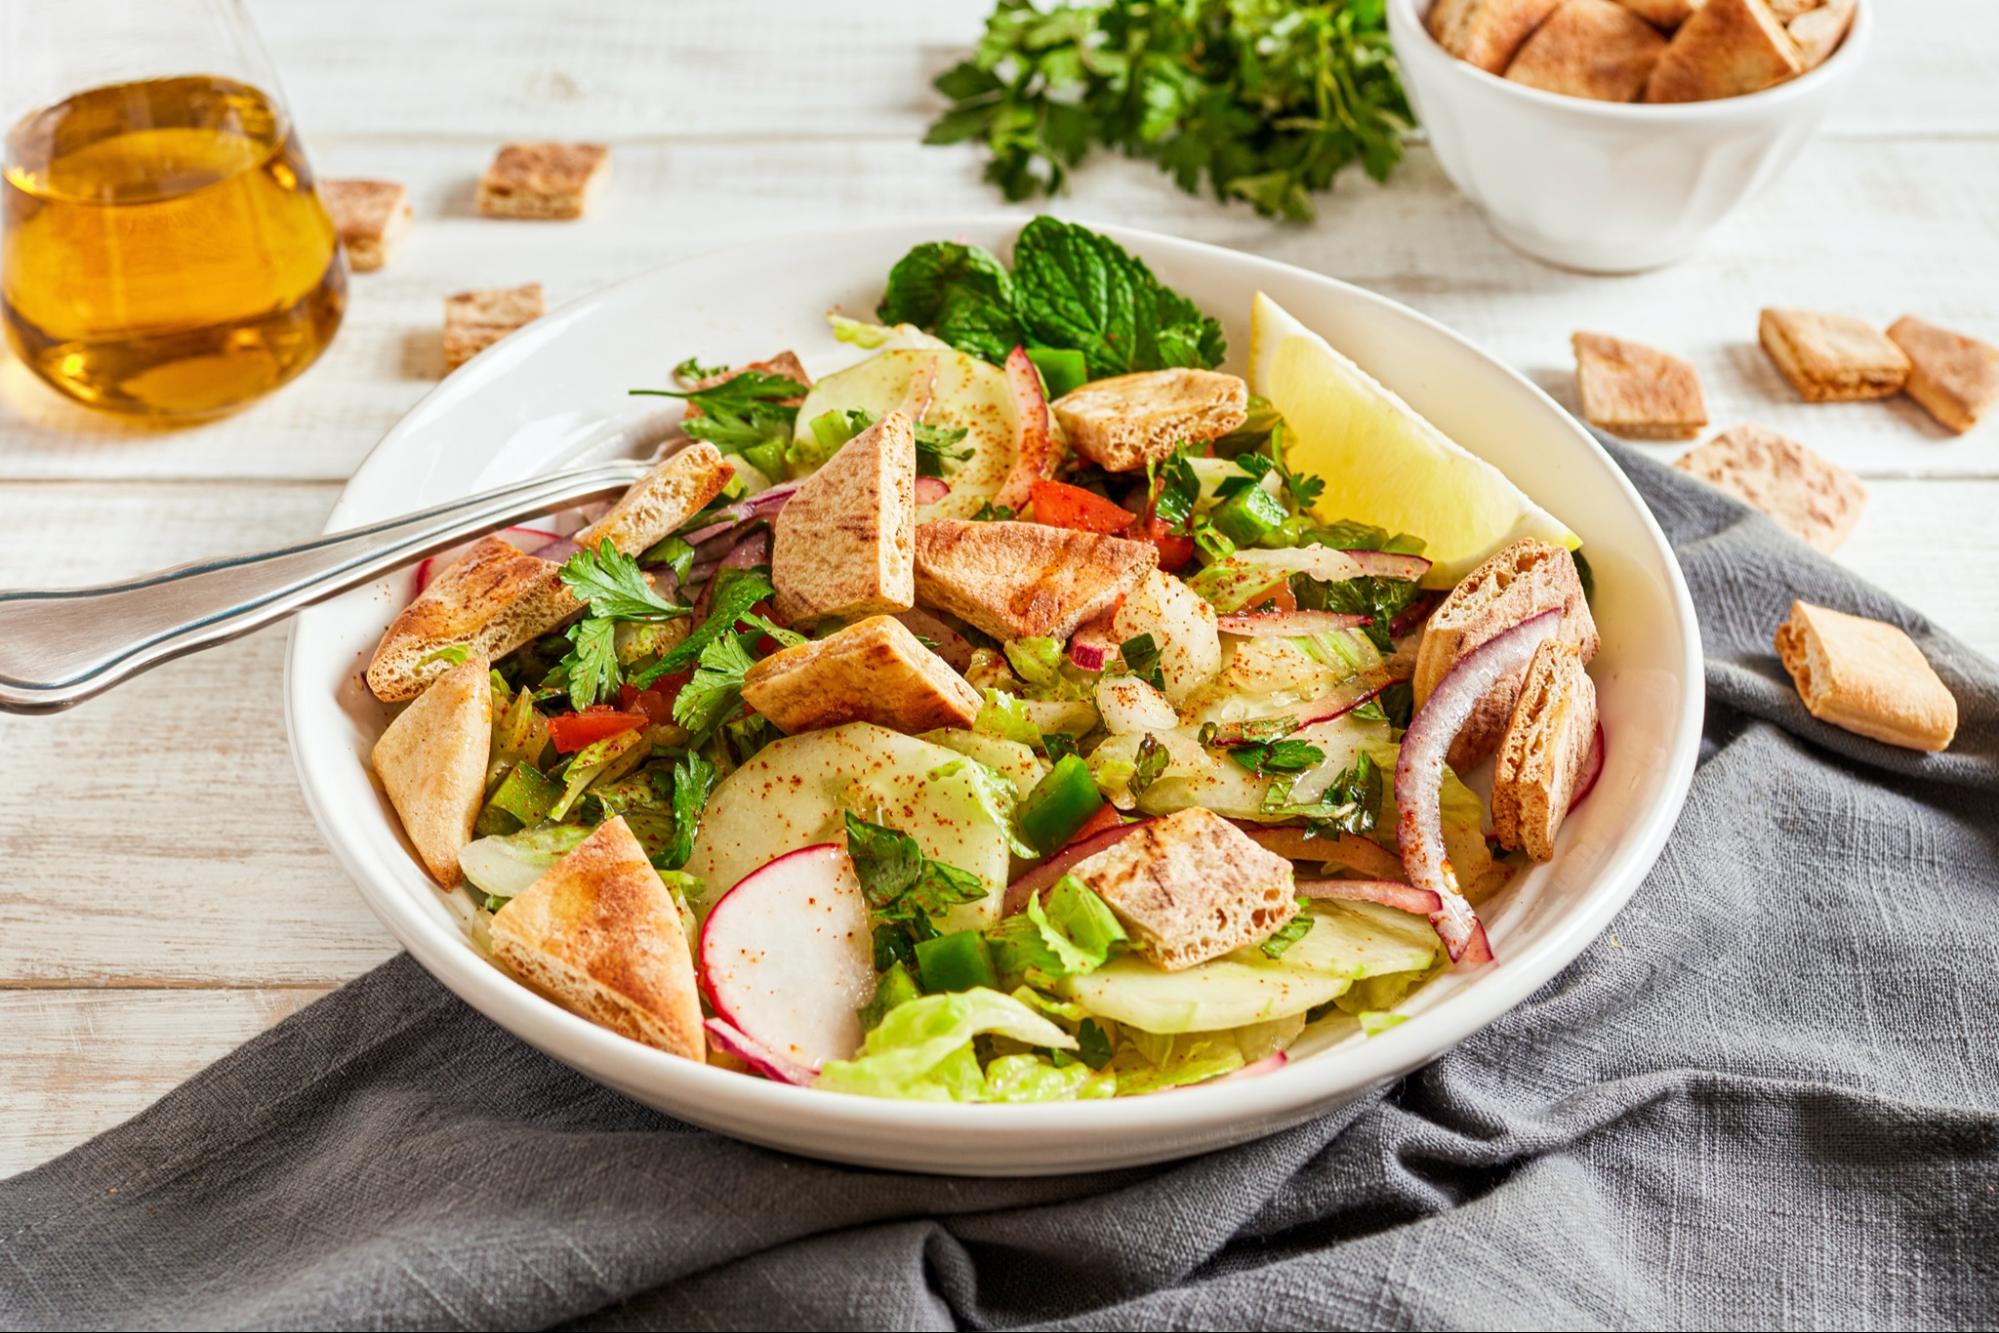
[[0, 461, 647, 714]]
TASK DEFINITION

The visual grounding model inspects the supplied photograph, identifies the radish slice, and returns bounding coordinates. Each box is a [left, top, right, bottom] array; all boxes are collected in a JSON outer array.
[[704, 1017, 816, 1087], [1389, 592, 1442, 639], [1234, 824, 1406, 881], [1296, 878, 1443, 916], [698, 844, 876, 1070], [1395, 608, 1564, 966], [1068, 616, 1119, 671], [1218, 610, 1370, 637], [1000, 818, 1152, 917], [1569, 723, 1606, 812], [992, 345, 1054, 512], [915, 476, 951, 505]]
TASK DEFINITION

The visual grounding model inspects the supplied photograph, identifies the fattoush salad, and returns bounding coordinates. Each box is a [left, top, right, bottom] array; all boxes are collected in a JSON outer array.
[[364, 218, 1604, 1101]]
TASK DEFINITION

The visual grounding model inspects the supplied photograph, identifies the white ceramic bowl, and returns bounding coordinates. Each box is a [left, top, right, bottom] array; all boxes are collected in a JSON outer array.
[[285, 219, 1702, 1175], [1390, 0, 1870, 273]]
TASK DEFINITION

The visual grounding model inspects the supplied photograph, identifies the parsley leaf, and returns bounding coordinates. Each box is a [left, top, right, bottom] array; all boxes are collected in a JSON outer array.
[[671, 631, 756, 740], [558, 616, 622, 711], [1303, 576, 1424, 654], [1260, 751, 1382, 836], [631, 370, 807, 466], [560, 540, 690, 623], [1120, 633, 1165, 690], [632, 568, 775, 686], [672, 354, 729, 384], [971, 500, 1016, 521], [1226, 738, 1326, 777], [660, 750, 717, 870], [638, 533, 697, 583], [1260, 904, 1315, 959], [1042, 731, 1079, 763], [843, 811, 990, 928], [1150, 449, 1203, 529], [1077, 1017, 1114, 1070]]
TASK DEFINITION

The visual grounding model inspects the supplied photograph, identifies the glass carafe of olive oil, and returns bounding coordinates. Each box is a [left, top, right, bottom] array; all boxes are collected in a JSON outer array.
[[1, 2, 345, 419]]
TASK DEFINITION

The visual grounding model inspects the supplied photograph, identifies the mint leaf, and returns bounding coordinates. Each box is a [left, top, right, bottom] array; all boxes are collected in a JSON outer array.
[[1010, 216, 1224, 377], [1128, 733, 1169, 799], [875, 241, 1023, 364]]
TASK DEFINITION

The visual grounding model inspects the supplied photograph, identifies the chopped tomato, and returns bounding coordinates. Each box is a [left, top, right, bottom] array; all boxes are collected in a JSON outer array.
[[618, 684, 672, 725], [1129, 511, 1195, 573], [1061, 801, 1127, 849], [547, 708, 648, 753], [1245, 580, 1297, 613], [1029, 480, 1137, 535]]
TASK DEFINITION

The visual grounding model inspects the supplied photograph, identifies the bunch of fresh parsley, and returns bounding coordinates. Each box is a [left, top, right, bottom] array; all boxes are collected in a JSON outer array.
[[926, 0, 1411, 222]]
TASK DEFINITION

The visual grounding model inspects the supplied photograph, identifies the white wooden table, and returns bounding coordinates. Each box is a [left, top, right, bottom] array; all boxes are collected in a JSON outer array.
[[4, 1, 1995, 1176]]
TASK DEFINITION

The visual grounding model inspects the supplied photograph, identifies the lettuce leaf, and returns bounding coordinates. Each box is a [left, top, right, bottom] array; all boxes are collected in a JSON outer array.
[[814, 988, 1077, 1102]]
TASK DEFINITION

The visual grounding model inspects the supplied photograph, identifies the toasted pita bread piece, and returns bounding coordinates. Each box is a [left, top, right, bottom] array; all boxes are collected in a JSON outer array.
[[1067, 808, 1297, 971], [1612, 0, 1697, 28], [575, 442, 736, 558], [1672, 425, 1864, 552], [319, 179, 410, 272], [1787, 0, 1853, 65], [1429, 0, 1565, 72], [1759, 308, 1910, 402], [742, 615, 981, 735], [915, 520, 1157, 641], [1573, 331, 1708, 438], [443, 283, 545, 372], [1507, 1, 1667, 101], [1492, 639, 1598, 860], [490, 817, 705, 1059], [1414, 539, 1598, 771], [477, 141, 611, 220], [1885, 316, 1999, 435], [1775, 602, 1957, 752], [371, 659, 491, 885], [1644, 0, 1802, 102], [367, 535, 579, 701], [771, 412, 917, 625], [1051, 369, 1250, 473]]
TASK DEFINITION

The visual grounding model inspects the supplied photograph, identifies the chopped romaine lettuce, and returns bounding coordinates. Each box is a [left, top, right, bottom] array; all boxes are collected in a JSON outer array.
[[814, 988, 1078, 1102], [459, 823, 593, 901]]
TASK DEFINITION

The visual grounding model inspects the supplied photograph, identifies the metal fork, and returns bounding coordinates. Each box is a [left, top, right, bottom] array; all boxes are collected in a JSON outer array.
[[0, 459, 652, 715]]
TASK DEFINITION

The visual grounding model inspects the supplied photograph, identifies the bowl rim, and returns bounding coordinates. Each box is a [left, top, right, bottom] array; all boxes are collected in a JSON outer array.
[[284, 216, 1705, 1153], [1391, 0, 1871, 124]]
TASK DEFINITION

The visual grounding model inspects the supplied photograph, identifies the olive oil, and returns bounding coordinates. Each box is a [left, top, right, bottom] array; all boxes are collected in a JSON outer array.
[[2, 75, 345, 419]]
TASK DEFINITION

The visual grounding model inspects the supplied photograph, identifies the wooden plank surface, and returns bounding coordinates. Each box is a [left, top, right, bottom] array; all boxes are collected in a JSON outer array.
[[3, 0, 1995, 1177]]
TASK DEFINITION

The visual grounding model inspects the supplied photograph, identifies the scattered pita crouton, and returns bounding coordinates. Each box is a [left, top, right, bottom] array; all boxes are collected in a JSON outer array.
[[371, 658, 491, 885], [1429, 0, 1566, 73], [1492, 639, 1599, 860], [319, 178, 410, 272], [1644, 0, 1802, 102], [575, 442, 735, 558], [443, 283, 545, 372], [915, 520, 1157, 641], [1886, 315, 1999, 435], [1068, 808, 1297, 971], [742, 615, 981, 735], [477, 142, 611, 220], [1759, 308, 1910, 402], [367, 535, 579, 701], [1612, 0, 1698, 27], [1414, 539, 1598, 771], [1506, 0, 1667, 102], [1051, 368, 1250, 473], [771, 411, 917, 625], [891, 607, 976, 671], [490, 817, 705, 1059], [1573, 332, 1708, 439], [1788, 0, 1854, 66], [1765, 0, 1816, 17], [1672, 425, 1864, 551], [1775, 602, 1957, 752]]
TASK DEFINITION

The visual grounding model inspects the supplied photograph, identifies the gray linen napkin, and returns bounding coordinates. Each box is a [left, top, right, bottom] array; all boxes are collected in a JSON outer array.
[[3, 443, 1994, 1332]]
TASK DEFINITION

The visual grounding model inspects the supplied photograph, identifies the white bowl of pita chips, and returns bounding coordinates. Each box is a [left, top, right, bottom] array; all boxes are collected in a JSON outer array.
[[1391, 0, 1869, 272], [286, 219, 1702, 1174]]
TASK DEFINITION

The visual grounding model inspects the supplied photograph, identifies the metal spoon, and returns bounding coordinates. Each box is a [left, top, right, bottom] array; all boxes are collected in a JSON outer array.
[[0, 459, 651, 714]]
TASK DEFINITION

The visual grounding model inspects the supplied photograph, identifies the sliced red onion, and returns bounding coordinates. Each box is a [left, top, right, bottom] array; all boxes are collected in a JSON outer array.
[[915, 476, 951, 505], [1234, 823, 1406, 881], [1569, 723, 1606, 812], [1297, 878, 1443, 916], [1218, 610, 1370, 637], [743, 479, 802, 515], [1295, 675, 1388, 726], [681, 507, 754, 547], [720, 529, 770, 570], [1001, 818, 1151, 917], [1068, 616, 1119, 672], [1389, 592, 1442, 639], [993, 344, 1054, 512], [704, 1017, 816, 1087], [1395, 608, 1563, 966]]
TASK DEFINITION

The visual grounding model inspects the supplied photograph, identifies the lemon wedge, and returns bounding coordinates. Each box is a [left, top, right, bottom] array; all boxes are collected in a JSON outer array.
[[1249, 291, 1578, 585]]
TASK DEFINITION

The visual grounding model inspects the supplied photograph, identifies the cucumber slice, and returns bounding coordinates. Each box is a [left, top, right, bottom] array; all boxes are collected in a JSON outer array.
[[1061, 900, 1439, 1034]]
